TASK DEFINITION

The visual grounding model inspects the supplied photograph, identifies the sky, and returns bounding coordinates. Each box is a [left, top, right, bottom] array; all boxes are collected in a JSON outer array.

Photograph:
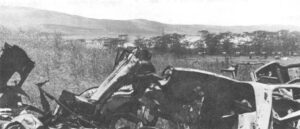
[[1, 0, 300, 26]]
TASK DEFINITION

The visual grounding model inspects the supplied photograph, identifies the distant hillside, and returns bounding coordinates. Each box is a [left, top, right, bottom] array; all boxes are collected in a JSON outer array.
[[1, 6, 300, 38]]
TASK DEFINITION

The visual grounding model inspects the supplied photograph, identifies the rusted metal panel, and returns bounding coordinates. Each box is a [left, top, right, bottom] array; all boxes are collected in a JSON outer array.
[[252, 82, 273, 129], [237, 82, 300, 129], [91, 50, 138, 101], [253, 60, 300, 84], [238, 112, 256, 129]]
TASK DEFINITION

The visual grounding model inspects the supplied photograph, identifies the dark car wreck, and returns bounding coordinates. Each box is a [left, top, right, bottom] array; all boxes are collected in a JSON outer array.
[[252, 60, 300, 84], [2, 44, 300, 129], [0, 46, 162, 129], [0, 43, 46, 129], [139, 66, 300, 129], [36, 48, 160, 129], [35, 48, 300, 129]]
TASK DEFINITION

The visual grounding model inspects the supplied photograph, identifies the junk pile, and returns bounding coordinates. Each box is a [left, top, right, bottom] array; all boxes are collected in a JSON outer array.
[[1, 43, 300, 129]]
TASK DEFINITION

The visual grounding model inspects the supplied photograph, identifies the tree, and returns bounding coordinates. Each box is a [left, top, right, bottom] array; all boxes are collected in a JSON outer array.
[[204, 33, 221, 55], [289, 31, 300, 54], [134, 37, 152, 48], [219, 32, 234, 54], [251, 31, 268, 54], [153, 33, 186, 54]]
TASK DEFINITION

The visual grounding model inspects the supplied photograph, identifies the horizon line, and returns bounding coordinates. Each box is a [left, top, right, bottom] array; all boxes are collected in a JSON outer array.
[[2, 5, 300, 27]]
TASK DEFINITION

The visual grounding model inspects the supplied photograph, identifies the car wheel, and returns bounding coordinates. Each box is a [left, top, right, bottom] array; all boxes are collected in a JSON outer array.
[[5, 122, 25, 129]]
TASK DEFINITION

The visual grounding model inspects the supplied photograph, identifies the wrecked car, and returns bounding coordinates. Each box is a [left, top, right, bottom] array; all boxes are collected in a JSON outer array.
[[252, 60, 300, 100], [136, 66, 300, 129], [252, 60, 300, 84], [221, 62, 265, 79], [0, 43, 46, 129], [232, 82, 300, 129], [37, 48, 160, 128], [3, 42, 299, 129]]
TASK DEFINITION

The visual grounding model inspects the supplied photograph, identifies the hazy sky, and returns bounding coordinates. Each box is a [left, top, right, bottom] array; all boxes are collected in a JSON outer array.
[[1, 0, 300, 26]]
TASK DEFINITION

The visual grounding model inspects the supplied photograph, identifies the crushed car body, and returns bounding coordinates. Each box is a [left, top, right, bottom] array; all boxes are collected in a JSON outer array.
[[216, 59, 300, 129], [139, 66, 300, 129], [36, 47, 159, 128], [234, 82, 300, 129], [252, 60, 300, 84], [0, 43, 46, 129], [2, 43, 300, 129]]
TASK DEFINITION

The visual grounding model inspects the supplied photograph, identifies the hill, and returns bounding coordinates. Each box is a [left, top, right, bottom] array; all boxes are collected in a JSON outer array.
[[1, 6, 300, 38]]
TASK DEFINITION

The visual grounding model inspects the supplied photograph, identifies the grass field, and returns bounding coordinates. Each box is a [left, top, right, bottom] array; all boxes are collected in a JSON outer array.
[[1, 31, 300, 128]]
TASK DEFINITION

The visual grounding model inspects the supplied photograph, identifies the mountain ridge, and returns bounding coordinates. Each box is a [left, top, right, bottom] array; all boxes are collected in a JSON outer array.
[[1, 6, 300, 38]]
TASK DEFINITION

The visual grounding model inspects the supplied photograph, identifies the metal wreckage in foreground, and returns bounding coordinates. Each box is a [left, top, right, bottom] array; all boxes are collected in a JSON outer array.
[[1, 43, 300, 129]]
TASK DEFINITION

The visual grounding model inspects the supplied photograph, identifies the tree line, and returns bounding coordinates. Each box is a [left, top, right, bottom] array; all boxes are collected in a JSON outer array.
[[132, 30, 300, 56]]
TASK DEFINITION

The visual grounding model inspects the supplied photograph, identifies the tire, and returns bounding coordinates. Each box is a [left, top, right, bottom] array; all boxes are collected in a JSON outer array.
[[5, 122, 25, 129]]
